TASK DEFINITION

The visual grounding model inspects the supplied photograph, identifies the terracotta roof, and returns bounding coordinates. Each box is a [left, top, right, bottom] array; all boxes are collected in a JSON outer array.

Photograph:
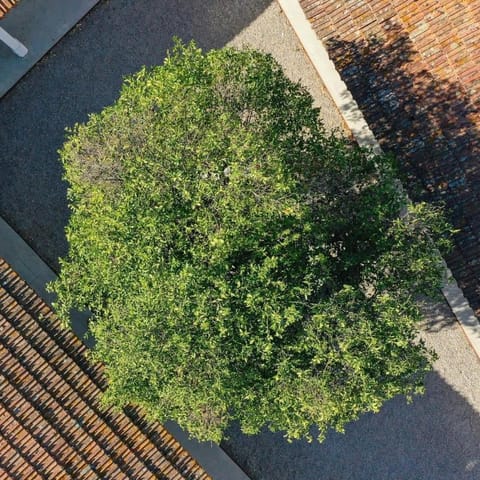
[[300, 0, 480, 316], [0, 1, 18, 19], [0, 258, 211, 480]]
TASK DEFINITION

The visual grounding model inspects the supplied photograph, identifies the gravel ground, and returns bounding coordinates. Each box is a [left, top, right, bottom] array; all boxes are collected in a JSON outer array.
[[1, 2, 480, 479]]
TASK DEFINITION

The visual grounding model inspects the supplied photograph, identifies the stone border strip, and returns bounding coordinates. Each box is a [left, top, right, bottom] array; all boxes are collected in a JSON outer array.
[[0, 0, 100, 98], [277, 0, 480, 358]]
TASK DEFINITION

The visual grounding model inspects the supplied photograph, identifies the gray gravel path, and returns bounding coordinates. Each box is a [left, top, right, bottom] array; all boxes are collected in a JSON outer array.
[[222, 299, 480, 480]]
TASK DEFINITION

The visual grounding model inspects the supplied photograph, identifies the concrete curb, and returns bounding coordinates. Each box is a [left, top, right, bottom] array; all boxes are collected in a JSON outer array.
[[0, 26, 28, 57], [0, 216, 93, 347], [277, 0, 480, 359], [0, 0, 100, 98]]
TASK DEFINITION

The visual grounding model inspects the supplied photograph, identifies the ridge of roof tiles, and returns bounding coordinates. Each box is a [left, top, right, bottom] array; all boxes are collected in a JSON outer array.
[[0, 257, 211, 480]]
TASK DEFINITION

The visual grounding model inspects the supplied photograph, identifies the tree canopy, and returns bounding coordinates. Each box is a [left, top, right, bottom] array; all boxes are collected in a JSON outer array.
[[51, 41, 451, 443]]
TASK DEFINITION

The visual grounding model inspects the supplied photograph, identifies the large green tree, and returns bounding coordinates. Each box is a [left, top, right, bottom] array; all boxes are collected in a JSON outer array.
[[52, 41, 451, 442]]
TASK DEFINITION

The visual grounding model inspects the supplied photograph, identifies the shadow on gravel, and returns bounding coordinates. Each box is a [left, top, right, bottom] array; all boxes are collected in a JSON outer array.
[[324, 23, 480, 317], [222, 369, 480, 480], [0, 0, 272, 270]]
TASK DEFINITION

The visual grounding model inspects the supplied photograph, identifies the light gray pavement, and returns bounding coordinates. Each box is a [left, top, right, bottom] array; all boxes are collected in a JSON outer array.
[[1, 1, 480, 479]]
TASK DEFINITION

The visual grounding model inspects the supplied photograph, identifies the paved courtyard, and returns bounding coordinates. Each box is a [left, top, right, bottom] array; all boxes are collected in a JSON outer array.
[[0, 0, 342, 271], [222, 299, 480, 479]]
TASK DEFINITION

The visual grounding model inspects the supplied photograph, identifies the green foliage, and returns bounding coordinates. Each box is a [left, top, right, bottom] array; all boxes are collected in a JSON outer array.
[[50, 40, 452, 443]]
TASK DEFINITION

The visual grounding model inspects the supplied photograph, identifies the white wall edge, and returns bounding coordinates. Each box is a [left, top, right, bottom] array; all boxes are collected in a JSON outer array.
[[277, 0, 480, 358]]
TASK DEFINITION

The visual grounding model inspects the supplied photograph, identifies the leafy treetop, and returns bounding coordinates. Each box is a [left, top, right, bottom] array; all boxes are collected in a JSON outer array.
[[51, 40, 451, 443]]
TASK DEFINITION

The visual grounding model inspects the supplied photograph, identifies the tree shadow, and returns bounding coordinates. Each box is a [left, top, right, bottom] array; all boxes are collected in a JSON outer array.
[[218, 26, 480, 477], [418, 297, 457, 334], [0, 0, 273, 270], [325, 23, 480, 316]]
